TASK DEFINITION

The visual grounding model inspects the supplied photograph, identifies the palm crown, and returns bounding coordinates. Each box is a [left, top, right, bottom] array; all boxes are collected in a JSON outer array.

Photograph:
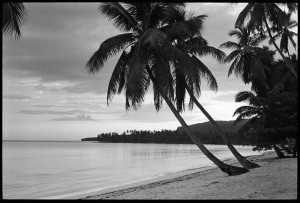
[[86, 3, 260, 174], [219, 25, 267, 83], [86, 3, 222, 112], [270, 11, 298, 56], [234, 3, 298, 78]]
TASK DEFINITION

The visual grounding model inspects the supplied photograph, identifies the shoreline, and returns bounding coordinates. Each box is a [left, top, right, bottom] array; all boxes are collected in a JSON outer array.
[[62, 162, 220, 199], [64, 150, 298, 200], [77, 151, 297, 200]]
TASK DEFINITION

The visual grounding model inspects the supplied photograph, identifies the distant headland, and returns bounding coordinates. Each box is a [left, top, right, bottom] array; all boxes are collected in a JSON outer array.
[[81, 120, 253, 145]]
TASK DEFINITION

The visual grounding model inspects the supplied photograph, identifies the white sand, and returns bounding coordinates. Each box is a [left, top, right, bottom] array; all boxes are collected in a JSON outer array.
[[77, 151, 297, 200]]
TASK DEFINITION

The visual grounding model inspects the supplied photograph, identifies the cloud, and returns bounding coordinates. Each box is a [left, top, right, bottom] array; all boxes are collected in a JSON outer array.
[[3, 3, 121, 96], [18, 109, 103, 115], [52, 113, 94, 121], [2, 3, 252, 97], [19, 109, 74, 115], [3, 95, 33, 100]]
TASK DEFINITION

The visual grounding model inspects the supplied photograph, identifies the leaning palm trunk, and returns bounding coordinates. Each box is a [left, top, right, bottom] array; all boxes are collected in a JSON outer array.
[[262, 12, 297, 79], [280, 144, 292, 154], [146, 67, 248, 176], [185, 84, 260, 169], [273, 144, 285, 158]]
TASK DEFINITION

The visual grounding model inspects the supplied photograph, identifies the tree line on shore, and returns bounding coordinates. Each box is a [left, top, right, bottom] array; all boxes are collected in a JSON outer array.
[[81, 129, 254, 145]]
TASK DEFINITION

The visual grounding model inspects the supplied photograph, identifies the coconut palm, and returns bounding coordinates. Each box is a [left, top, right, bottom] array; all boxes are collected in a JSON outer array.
[[86, 2, 248, 175], [161, 9, 259, 169], [234, 52, 298, 158], [269, 11, 298, 59], [235, 2, 298, 78], [234, 90, 297, 158], [219, 25, 267, 84], [2, 2, 27, 39]]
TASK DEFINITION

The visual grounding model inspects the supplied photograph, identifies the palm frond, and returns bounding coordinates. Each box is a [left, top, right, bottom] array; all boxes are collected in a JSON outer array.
[[153, 82, 164, 111], [275, 3, 298, 13], [219, 41, 241, 50], [86, 33, 136, 73], [280, 32, 289, 52], [234, 112, 258, 125], [267, 4, 287, 27], [227, 54, 241, 78], [247, 4, 264, 30], [140, 28, 168, 48], [2, 2, 27, 39], [235, 91, 256, 103], [107, 50, 132, 104], [287, 32, 297, 49], [191, 56, 218, 92], [250, 33, 267, 46], [147, 3, 168, 29], [99, 2, 141, 32], [225, 49, 241, 63], [288, 21, 298, 29], [159, 15, 207, 41], [184, 45, 226, 63], [233, 105, 262, 117], [228, 28, 245, 43], [185, 36, 208, 46], [235, 3, 255, 28], [125, 45, 150, 110], [150, 52, 174, 102], [161, 4, 186, 25]]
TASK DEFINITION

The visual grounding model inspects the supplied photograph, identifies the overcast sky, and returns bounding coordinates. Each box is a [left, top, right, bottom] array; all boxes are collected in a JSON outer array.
[[2, 3, 297, 141]]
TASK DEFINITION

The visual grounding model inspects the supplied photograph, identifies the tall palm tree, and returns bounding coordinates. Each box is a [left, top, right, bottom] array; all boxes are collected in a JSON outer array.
[[161, 9, 259, 169], [235, 3, 298, 78], [219, 25, 267, 84], [2, 2, 27, 39], [269, 11, 298, 59], [86, 2, 248, 175]]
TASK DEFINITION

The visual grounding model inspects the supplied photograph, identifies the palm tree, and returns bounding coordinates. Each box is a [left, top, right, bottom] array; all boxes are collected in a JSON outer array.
[[2, 2, 27, 39], [235, 3, 298, 78], [233, 90, 297, 158], [86, 3, 248, 175], [161, 9, 259, 169], [219, 25, 267, 84], [233, 52, 298, 158], [269, 11, 298, 59]]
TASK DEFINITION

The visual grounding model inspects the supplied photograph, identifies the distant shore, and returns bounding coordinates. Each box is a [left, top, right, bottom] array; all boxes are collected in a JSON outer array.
[[72, 151, 297, 200]]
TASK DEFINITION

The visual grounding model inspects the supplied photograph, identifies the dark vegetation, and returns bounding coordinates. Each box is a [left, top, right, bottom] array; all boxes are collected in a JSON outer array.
[[81, 120, 254, 145]]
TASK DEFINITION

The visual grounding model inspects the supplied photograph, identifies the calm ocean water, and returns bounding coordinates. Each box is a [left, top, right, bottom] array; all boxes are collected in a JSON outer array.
[[2, 141, 262, 199]]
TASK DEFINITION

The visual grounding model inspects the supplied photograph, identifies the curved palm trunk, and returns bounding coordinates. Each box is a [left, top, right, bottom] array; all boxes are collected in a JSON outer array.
[[185, 85, 260, 169], [273, 144, 285, 158], [287, 49, 291, 60], [146, 67, 248, 176], [262, 11, 297, 79], [280, 144, 292, 154]]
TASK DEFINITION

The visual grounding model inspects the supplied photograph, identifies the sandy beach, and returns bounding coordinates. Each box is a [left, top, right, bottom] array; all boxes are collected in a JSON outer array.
[[76, 151, 297, 200]]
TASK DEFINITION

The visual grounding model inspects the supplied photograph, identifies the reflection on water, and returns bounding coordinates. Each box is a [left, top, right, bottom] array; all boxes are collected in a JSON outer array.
[[2, 141, 262, 199]]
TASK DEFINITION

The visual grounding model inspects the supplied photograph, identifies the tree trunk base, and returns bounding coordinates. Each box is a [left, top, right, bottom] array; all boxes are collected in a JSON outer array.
[[273, 144, 285, 158], [220, 165, 249, 176], [240, 159, 260, 169]]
